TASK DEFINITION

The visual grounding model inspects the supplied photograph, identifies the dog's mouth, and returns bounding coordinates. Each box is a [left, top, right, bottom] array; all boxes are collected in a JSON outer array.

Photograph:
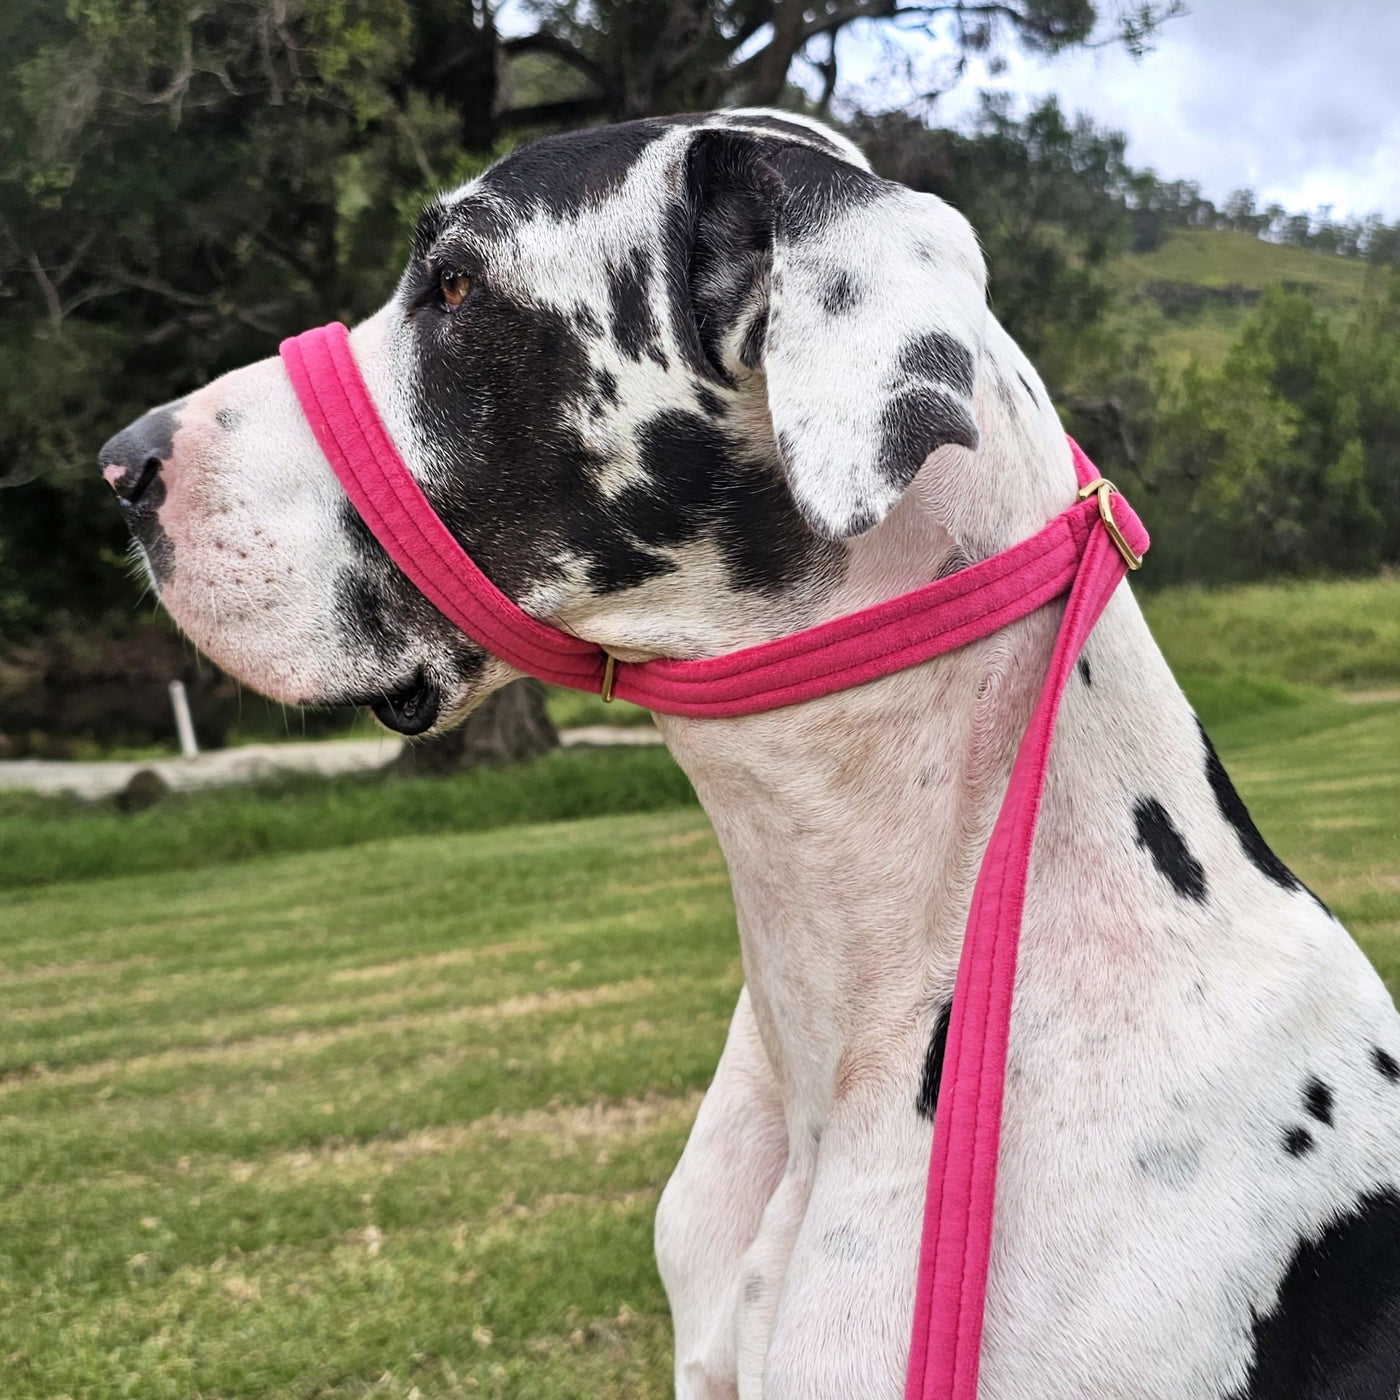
[[355, 673, 442, 736]]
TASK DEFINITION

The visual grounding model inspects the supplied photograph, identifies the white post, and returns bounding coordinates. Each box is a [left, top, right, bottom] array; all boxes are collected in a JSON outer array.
[[168, 679, 199, 759]]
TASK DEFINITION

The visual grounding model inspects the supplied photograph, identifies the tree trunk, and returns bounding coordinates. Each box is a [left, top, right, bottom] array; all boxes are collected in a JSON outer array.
[[410, 0, 500, 153], [391, 679, 558, 775]]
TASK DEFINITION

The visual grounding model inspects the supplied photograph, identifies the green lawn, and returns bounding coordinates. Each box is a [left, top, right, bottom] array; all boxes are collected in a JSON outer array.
[[0, 810, 739, 1399], [1, 574, 1397, 1398], [1105, 227, 1376, 369]]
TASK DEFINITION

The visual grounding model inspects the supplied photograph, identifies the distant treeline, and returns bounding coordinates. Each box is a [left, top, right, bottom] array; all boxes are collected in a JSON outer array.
[[1128, 179, 1400, 264]]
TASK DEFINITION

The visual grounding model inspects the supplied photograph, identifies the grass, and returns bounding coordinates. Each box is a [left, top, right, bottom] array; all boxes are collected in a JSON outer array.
[[1116, 229, 1371, 308], [0, 746, 696, 892], [0, 571, 1397, 1396], [1105, 228, 1377, 369], [1144, 572, 1400, 691], [0, 810, 738, 1399]]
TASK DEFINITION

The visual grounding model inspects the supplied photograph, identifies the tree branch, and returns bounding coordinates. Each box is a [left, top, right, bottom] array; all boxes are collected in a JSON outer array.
[[496, 93, 615, 131], [729, 0, 1178, 102], [500, 31, 611, 94], [27, 253, 63, 325]]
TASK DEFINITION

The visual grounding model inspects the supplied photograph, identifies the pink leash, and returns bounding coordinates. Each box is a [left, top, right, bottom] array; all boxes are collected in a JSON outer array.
[[281, 322, 1148, 1398]]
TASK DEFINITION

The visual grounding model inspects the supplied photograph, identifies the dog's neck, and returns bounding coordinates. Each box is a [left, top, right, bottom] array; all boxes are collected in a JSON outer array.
[[653, 324, 1205, 1129]]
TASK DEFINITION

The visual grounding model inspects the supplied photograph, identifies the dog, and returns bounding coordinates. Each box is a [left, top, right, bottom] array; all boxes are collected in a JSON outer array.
[[99, 111, 1400, 1399]]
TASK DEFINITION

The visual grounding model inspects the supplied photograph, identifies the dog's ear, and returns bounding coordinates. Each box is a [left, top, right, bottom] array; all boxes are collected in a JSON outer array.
[[683, 131, 986, 539]]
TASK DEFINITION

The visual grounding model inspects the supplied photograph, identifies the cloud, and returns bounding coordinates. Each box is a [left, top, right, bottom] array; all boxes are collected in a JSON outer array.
[[835, 0, 1400, 219]]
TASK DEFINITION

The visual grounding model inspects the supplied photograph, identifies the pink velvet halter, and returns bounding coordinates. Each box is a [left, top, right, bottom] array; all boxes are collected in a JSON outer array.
[[280, 320, 1148, 1399]]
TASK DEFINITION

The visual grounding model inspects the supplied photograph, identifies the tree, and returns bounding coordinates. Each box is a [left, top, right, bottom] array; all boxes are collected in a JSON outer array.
[[506, 1, 1182, 124], [1141, 288, 1386, 582], [1347, 268, 1400, 565], [0, 0, 1182, 754]]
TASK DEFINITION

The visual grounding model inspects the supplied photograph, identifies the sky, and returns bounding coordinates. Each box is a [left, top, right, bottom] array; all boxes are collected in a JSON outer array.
[[829, 1, 1400, 221]]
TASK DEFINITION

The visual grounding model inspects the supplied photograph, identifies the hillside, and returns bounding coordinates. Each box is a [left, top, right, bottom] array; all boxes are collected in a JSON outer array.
[[1107, 228, 1375, 367]]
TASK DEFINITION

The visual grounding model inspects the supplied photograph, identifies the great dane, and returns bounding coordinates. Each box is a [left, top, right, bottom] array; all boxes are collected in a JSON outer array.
[[98, 111, 1400, 1398]]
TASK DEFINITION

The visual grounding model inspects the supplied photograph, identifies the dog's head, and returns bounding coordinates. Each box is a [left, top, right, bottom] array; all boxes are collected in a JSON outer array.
[[98, 111, 987, 733]]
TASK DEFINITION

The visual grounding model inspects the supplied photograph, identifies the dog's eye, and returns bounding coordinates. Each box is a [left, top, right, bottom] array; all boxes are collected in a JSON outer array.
[[438, 268, 473, 310]]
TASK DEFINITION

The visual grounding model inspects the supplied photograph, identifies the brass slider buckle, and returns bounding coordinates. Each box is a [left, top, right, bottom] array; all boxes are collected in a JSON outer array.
[[600, 653, 618, 704], [1076, 477, 1143, 572]]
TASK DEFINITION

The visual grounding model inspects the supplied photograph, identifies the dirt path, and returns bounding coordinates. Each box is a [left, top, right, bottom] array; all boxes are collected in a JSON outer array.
[[0, 725, 663, 801]]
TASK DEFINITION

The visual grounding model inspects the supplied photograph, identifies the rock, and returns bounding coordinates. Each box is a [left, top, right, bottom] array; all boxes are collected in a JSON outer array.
[[117, 767, 169, 813]]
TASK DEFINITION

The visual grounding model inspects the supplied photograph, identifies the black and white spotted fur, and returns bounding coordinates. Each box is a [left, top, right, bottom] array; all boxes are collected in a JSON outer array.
[[98, 111, 1400, 1399]]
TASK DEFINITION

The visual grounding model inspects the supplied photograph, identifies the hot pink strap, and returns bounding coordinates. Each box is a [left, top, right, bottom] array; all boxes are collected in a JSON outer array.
[[279, 324, 1148, 1400], [278, 325, 1141, 722], [281, 324, 607, 691], [904, 437, 1144, 1400]]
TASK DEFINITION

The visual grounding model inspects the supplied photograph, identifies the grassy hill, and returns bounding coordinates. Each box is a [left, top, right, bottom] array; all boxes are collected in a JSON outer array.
[[0, 572, 1397, 1396], [1107, 227, 1376, 368]]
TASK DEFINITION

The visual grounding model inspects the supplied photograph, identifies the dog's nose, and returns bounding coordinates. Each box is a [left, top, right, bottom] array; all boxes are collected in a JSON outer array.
[[98, 408, 177, 509]]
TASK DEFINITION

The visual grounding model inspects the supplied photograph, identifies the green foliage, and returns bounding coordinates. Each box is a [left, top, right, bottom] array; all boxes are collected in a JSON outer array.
[[1348, 271, 1400, 563], [0, 743, 697, 890], [0, 0, 493, 638], [1134, 283, 1397, 580], [0, 0, 1384, 645]]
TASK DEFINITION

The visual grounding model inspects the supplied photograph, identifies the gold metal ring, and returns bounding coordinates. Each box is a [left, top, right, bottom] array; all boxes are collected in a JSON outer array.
[[1076, 477, 1143, 571]]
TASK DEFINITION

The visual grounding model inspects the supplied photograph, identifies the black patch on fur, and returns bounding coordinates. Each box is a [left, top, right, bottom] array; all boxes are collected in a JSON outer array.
[[334, 568, 410, 658], [480, 120, 668, 220], [662, 111, 849, 161], [1198, 720, 1329, 912], [628, 409, 833, 594], [916, 1002, 952, 1121], [607, 246, 667, 368], [1374, 1047, 1400, 1084], [671, 127, 879, 390], [898, 330, 976, 399], [135, 474, 174, 582], [406, 271, 837, 605], [573, 304, 603, 338], [1303, 1078, 1334, 1126], [695, 386, 726, 417], [1283, 1127, 1315, 1157], [1132, 797, 1208, 902], [411, 197, 451, 262], [879, 387, 979, 489], [1229, 1189, 1400, 1399], [595, 367, 619, 405], [1078, 656, 1092, 687], [870, 331, 979, 489], [820, 270, 861, 316], [678, 131, 775, 383], [330, 501, 485, 686], [766, 141, 883, 242], [446, 639, 487, 682], [1015, 370, 1039, 407], [714, 112, 847, 157]]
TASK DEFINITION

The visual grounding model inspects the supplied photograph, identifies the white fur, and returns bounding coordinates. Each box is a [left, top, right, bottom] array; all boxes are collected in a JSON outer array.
[[123, 111, 1400, 1398]]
